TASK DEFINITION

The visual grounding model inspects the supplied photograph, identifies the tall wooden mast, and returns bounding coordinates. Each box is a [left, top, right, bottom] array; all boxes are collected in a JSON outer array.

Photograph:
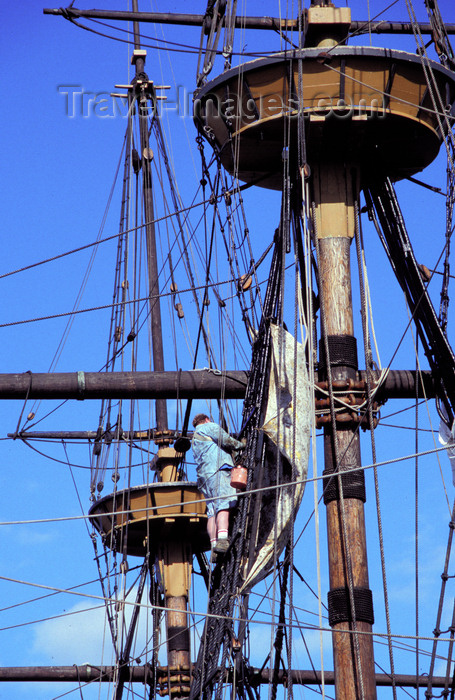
[[315, 164, 376, 698], [193, 0, 455, 695], [131, 0, 168, 436], [308, 4, 376, 696], [101, 7, 198, 695]]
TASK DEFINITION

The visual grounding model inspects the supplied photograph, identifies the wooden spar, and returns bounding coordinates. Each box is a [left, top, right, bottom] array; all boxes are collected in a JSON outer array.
[[41, 8, 455, 35], [130, 5, 191, 690], [0, 665, 451, 688], [0, 369, 438, 400], [314, 162, 376, 699], [131, 15, 168, 436]]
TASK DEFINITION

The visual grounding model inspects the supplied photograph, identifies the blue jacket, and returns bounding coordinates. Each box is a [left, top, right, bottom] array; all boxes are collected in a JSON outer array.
[[192, 421, 244, 480]]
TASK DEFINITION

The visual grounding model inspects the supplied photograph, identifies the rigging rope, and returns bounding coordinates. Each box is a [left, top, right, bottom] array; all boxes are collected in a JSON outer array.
[[354, 199, 397, 698], [364, 174, 455, 698], [405, 0, 455, 346], [365, 179, 455, 426], [189, 224, 286, 700], [197, 0, 228, 86], [423, 0, 455, 70]]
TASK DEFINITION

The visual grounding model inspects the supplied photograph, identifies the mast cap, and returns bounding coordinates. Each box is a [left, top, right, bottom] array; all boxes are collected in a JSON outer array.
[[131, 48, 147, 65]]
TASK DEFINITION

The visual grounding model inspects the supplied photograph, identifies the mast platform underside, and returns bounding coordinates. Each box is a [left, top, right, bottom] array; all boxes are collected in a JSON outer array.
[[195, 47, 455, 189], [89, 483, 209, 557]]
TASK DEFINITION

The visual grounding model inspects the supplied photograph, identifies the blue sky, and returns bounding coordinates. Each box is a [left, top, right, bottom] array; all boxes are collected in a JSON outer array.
[[1, 1, 455, 699]]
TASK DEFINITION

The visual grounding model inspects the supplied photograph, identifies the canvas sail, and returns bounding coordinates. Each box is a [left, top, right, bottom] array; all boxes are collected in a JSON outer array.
[[240, 323, 311, 593]]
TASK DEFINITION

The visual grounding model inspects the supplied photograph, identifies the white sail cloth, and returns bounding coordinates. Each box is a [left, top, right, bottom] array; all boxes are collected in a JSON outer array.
[[240, 323, 311, 593], [439, 419, 455, 486]]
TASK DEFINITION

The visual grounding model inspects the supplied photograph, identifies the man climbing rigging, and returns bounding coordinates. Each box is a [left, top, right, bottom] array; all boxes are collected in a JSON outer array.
[[191, 413, 245, 557]]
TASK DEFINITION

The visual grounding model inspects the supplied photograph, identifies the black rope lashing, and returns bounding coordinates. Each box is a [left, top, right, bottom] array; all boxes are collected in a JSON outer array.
[[318, 335, 358, 372], [322, 464, 366, 504], [328, 587, 375, 626]]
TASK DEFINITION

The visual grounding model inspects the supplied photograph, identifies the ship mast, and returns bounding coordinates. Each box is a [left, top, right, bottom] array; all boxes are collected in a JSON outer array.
[[3, 2, 455, 698], [309, 4, 376, 696], [131, 1, 168, 437], [128, 5, 194, 692]]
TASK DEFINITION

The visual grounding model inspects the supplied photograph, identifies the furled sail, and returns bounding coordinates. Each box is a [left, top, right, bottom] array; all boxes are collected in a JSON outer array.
[[240, 323, 311, 593], [439, 418, 455, 486]]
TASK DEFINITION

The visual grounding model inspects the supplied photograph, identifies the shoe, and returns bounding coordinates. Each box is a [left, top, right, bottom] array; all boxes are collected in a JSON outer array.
[[214, 538, 230, 554]]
